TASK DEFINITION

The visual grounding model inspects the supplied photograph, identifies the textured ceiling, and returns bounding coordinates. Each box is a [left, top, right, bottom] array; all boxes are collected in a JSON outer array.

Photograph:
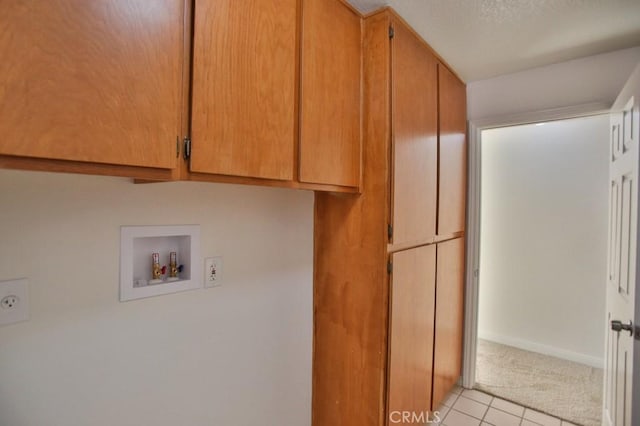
[[346, 0, 640, 82]]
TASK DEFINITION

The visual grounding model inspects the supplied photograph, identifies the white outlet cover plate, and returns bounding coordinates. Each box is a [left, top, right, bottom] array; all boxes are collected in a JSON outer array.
[[0, 278, 29, 326], [204, 256, 223, 288]]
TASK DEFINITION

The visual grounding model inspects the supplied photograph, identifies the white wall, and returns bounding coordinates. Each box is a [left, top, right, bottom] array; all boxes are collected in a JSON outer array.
[[467, 46, 640, 121], [0, 170, 313, 426], [478, 114, 609, 367]]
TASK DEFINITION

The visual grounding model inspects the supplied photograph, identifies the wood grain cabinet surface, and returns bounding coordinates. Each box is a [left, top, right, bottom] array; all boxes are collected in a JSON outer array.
[[391, 21, 438, 247], [432, 237, 465, 409], [438, 65, 467, 235], [0, 0, 362, 191], [300, 0, 362, 188], [188, 0, 362, 191], [313, 8, 467, 426], [190, 0, 297, 181], [0, 0, 185, 173], [388, 245, 437, 420]]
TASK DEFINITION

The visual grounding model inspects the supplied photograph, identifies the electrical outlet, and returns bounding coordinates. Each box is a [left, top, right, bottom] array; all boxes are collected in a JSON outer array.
[[1, 295, 19, 309], [0, 278, 29, 326], [204, 257, 223, 288]]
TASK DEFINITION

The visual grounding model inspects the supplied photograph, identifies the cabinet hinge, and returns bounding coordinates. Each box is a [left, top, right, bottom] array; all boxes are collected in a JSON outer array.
[[389, 26, 394, 39], [183, 137, 191, 160], [176, 136, 180, 158], [387, 224, 393, 241], [387, 260, 393, 274]]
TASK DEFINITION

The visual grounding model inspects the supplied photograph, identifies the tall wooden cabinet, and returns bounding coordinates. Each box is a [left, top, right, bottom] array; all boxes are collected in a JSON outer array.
[[313, 8, 467, 426]]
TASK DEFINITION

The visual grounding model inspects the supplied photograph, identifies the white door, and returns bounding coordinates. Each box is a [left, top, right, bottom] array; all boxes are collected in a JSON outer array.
[[604, 64, 640, 426]]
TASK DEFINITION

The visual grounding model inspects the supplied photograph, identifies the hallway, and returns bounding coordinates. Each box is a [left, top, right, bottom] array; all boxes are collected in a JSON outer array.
[[475, 339, 602, 426]]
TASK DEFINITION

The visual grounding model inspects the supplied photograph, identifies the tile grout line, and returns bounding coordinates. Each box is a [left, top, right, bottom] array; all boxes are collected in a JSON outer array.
[[479, 395, 492, 425], [447, 392, 494, 425], [444, 388, 567, 426], [487, 398, 531, 425], [480, 390, 568, 426], [440, 391, 460, 425]]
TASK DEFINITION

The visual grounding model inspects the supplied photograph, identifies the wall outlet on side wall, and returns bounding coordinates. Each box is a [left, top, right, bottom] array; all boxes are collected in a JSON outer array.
[[204, 257, 223, 288], [0, 278, 29, 326]]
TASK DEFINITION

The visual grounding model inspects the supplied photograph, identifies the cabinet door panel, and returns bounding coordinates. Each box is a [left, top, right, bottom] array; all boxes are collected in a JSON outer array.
[[300, 0, 361, 188], [391, 22, 438, 245], [432, 237, 465, 408], [388, 244, 436, 417], [0, 0, 184, 169], [438, 65, 467, 235], [191, 0, 297, 181]]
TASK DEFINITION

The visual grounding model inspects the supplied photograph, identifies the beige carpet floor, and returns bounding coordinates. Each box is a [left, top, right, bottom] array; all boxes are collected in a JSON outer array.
[[475, 339, 603, 426]]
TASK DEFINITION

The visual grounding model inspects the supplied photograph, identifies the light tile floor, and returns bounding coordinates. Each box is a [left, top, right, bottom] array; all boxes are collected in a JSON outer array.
[[436, 387, 578, 426]]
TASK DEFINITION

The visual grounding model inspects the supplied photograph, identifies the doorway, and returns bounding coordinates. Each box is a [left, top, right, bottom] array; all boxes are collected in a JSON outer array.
[[463, 110, 611, 426]]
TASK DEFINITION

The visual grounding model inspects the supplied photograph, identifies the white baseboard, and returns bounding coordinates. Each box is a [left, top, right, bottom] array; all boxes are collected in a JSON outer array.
[[478, 331, 604, 369]]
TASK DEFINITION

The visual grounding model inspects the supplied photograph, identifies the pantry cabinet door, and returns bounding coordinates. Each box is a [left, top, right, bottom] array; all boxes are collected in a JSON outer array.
[[190, 0, 297, 181], [388, 244, 437, 418], [0, 0, 184, 169], [390, 21, 438, 246], [299, 0, 361, 188], [432, 237, 465, 409], [438, 65, 467, 235]]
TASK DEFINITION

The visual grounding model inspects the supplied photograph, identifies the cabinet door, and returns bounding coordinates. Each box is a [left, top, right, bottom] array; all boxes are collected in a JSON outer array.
[[432, 237, 465, 409], [300, 0, 361, 188], [190, 0, 297, 181], [391, 21, 438, 246], [388, 244, 436, 418], [438, 65, 467, 235], [0, 0, 184, 169]]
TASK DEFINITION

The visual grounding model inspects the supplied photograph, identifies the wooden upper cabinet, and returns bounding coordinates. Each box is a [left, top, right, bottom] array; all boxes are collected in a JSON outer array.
[[190, 0, 297, 181], [433, 237, 465, 409], [391, 20, 438, 246], [300, 0, 361, 188], [388, 244, 436, 417], [0, 0, 184, 169], [438, 64, 467, 235]]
